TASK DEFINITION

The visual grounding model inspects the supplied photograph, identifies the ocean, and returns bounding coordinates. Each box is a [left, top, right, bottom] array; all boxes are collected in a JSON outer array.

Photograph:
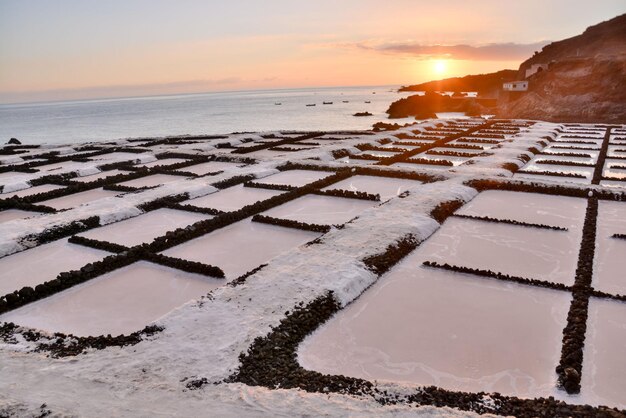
[[0, 86, 416, 145]]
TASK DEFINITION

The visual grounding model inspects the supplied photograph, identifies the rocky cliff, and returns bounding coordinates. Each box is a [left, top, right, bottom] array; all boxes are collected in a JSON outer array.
[[389, 14, 626, 123], [498, 14, 626, 123], [399, 70, 517, 98]]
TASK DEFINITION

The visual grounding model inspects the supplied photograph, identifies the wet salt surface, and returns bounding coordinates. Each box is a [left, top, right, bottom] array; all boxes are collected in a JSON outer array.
[[0, 171, 32, 185], [0, 261, 222, 336], [34, 161, 91, 172], [513, 173, 590, 185], [542, 149, 600, 158], [70, 169, 129, 183], [298, 246, 571, 399], [0, 209, 40, 223], [89, 152, 147, 162], [117, 173, 189, 188], [391, 162, 450, 171], [336, 157, 378, 165], [0, 238, 109, 296], [321, 175, 422, 201], [184, 184, 283, 212], [180, 161, 243, 175], [599, 179, 626, 189], [426, 217, 580, 285], [360, 150, 401, 158], [529, 155, 596, 165], [255, 170, 332, 187], [593, 201, 626, 295], [520, 163, 593, 179], [162, 218, 319, 278], [580, 298, 626, 409], [0, 183, 64, 198], [78, 208, 210, 246], [262, 194, 378, 225], [39, 188, 122, 210], [457, 190, 586, 230]]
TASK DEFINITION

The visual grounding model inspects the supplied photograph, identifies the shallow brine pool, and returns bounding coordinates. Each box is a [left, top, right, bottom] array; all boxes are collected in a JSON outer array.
[[161, 218, 320, 278], [78, 208, 210, 246], [0, 261, 222, 336]]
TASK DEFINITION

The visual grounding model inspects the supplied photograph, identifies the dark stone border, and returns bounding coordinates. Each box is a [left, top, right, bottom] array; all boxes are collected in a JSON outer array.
[[556, 197, 597, 394], [422, 261, 572, 292], [536, 160, 595, 168], [516, 170, 588, 179], [540, 152, 593, 158], [20, 216, 100, 247], [592, 127, 613, 185], [405, 158, 454, 167], [251, 214, 331, 234], [314, 188, 380, 201], [453, 214, 567, 231]]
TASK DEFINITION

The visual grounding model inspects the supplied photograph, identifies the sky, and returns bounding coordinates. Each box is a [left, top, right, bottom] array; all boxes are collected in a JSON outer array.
[[0, 0, 624, 103]]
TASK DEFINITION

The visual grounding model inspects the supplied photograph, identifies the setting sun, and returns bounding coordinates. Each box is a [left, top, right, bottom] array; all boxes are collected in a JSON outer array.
[[433, 59, 448, 75]]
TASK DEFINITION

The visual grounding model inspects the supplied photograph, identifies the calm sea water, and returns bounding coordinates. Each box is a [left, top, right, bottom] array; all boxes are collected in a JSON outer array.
[[0, 86, 415, 145]]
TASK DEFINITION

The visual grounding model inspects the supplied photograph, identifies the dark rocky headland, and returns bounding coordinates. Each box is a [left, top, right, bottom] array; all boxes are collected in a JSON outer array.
[[388, 14, 626, 123]]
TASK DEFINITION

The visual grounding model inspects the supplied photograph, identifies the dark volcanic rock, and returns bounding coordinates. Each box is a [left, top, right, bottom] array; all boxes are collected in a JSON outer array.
[[498, 14, 626, 123], [399, 69, 518, 97], [386, 91, 496, 119], [7, 138, 21, 144]]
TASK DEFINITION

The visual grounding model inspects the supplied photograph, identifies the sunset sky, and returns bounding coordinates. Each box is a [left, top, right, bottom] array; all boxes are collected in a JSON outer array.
[[0, 0, 624, 103]]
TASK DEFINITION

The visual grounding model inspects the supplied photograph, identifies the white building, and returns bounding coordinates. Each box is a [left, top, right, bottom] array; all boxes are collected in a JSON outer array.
[[525, 63, 548, 78], [503, 81, 528, 92]]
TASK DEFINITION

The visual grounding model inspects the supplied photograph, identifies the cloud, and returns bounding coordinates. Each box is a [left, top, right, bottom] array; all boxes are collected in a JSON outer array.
[[334, 40, 549, 61]]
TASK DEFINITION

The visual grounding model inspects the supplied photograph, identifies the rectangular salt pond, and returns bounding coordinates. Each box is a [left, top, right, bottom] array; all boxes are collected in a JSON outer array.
[[0, 184, 64, 198], [298, 246, 571, 399], [457, 190, 586, 230], [600, 179, 626, 189], [162, 218, 319, 278], [519, 163, 594, 179], [593, 201, 626, 295], [0, 209, 41, 223], [529, 155, 596, 165], [321, 175, 422, 201], [391, 162, 452, 171], [0, 261, 222, 336], [424, 217, 580, 285], [0, 171, 32, 185], [580, 298, 626, 409], [180, 161, 243, 176], [336, 157, 378, 165], [360, 150, 401, 158], [71, 169, 128, 183], [255, 170, 333, 187], [40, 188, 122, 210], [542, 149, 600, 159], [117, 173, 188, 188], [513, 172, 591, 185], [35, 161, 96, 174], [88, 152, 147, 163], [0, 238, 109, 296], [78, 208, 210, 246], [184, 184, 283, 212], [262, 194, 378, 225]]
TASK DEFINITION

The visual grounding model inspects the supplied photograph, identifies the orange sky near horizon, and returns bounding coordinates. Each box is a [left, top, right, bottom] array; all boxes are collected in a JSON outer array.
[[0, 0, 624, 103]]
